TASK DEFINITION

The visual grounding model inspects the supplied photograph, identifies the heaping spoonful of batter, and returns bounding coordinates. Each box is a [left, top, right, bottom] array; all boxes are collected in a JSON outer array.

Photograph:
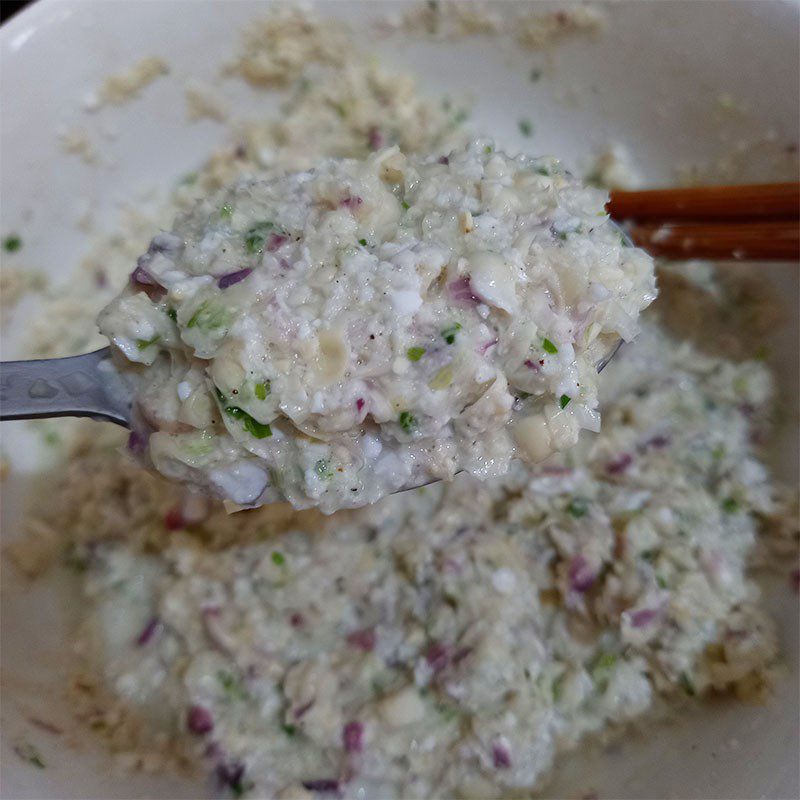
[[0, 141, 656, 512]]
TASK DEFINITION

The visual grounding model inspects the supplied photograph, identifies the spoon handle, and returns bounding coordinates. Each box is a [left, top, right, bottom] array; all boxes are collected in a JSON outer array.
[[0, 348, 130, 426]]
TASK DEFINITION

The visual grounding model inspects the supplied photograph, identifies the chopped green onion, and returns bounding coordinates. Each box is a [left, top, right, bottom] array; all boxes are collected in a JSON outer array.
[[271, 551, 286, 567], [358, 238, 367, 246], [244, 221, 275, 253], [216, 670, 248, 701], [166, 308, 177, 322], [219, 396, 272, 439], [542, 338, 558, 354], [187, 300, 229, 330], [518, 119, 533, 137], [559, 394, 571, 409], [398, 411, 417, 433], [281, 724, 297, 736], [534, 166, 550, 176], [254, 381, 270, 401], [429, 366, 453, 390], [136, 334, 161, 350], [314, 459, 333, 479], [14, 742, 45, 769], [484, 145, 493, 154], [721, 497, 739, 513], [401, 200, 410, 210], [441, 322, 462, 345], [679, 672, 696, 696], [567, 499, 587, 518], [591, 652, 617, 688], [220, 203, 233, 220], [407, 347, 425, 362], [656, 574, 668, 589], [3, 234, 22, 253]]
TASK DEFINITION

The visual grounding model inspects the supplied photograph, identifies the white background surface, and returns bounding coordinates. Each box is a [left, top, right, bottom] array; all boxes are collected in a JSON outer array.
[[1, 1, 798, 798]]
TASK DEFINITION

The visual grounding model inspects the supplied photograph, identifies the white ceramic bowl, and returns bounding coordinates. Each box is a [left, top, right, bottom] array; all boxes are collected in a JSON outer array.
[[1, 2, 798, 798]]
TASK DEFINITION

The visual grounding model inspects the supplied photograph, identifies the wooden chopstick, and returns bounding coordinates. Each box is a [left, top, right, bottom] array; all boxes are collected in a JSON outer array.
[[607, 182, 799, 260], [627, 221, 799, 261], [607, 182, 800, 223]]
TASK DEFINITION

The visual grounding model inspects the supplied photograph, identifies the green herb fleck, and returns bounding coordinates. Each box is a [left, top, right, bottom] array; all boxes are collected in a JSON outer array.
[[220, 203, 234, 220], [401, 200, 410, 210], [429, 366, 453, 390], [271, 551, 286, 567], [591, 652, 617, 688], [281, 723, 297, 736], [187, 300, 230, 331], [559, 394, 571, 409], [534, 166, 550, 176], [679, 671, 696, 696], [358, 238, 367, 246], [721, 497, 740, 513], [14, 742, 45, 769], [244, 221, 275, 253], [484, 145, 493, 154], [398, 411, 417, 433], [542, 338, 558, 354], [3, 234, 22, 253], [441, 322, 462, 345], [220, 397, 272, 439], [166, 308, 178, 322], [407, 347, 425, 362], [216, 670, 248, 701], [314, 459, 333, 480], [518, 118, 533, 137], [656, 574, 668, 589], [567, 498, 587, 518], [254, 381, 270, 401], [557, 231, 568, 241], [136, 334, 161, 351]]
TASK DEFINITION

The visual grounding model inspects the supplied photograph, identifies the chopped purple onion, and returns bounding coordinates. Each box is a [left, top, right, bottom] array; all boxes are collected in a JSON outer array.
[[646, 434, 670, 450], [523, 358, 541, 371], [289, 612, 305, 627], [294, 700, 315, 719], [164, 506, 185, 531], [135, 616, 161, 647], [452, 646, 473, 664], [130, 265, 157, 286], [218, 268, 252, 290], [437, 155, 450, 165], [266, 233, 288, 252], [342, 721, 363, 753], [479, 338, 498, 355], [28, 717, 62, 735], [425, 641, 451, 674], [606, 453, 633, 475], [626, 607, 660, 628], [216, 762, 248, 795], [187, 705, 214, 735], [367, 127, 384, 151], [447, 276, 479, 305], [568, 554, 596, 593], [302, 779, 340, 794], [346, 628, 376, 652], [356, 398, 365, 413], [492, 743, 511, 769], [127, 430, 147, 455]]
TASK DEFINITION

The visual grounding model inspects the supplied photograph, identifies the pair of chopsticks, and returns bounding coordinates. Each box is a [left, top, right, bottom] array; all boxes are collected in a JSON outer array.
[[607, 182, 799, 261]]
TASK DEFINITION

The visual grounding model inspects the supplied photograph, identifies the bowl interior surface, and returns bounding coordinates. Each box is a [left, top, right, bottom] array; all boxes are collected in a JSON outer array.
[[0, 2, 798, 798]]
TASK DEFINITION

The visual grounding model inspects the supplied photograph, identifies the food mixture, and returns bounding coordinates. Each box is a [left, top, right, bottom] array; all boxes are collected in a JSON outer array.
[[2, 5, 797, 799], [99, 143, 654, 512]]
